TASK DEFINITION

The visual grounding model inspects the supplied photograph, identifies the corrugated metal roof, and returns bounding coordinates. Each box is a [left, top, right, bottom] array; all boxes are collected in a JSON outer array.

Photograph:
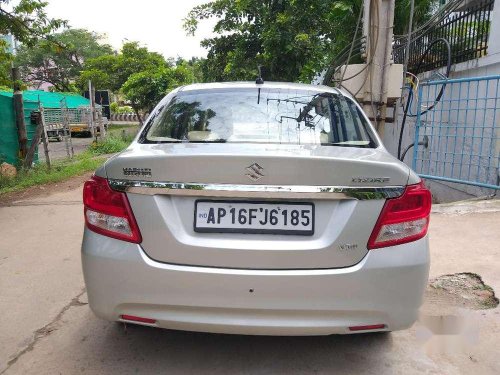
[[0, 90, 91, 109]]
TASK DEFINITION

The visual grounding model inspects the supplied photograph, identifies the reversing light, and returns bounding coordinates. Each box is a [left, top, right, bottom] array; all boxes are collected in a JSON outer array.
[[367, 181, 431, 249], [83, 175, 142, 243]]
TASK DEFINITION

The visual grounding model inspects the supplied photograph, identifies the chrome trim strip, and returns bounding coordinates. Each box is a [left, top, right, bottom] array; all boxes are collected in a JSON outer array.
[[108, 179, 404, 200]]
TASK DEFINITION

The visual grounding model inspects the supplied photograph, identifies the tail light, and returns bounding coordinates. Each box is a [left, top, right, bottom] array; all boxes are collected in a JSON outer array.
[[83, 175, 142, 243], [367, 181, 431, 249]]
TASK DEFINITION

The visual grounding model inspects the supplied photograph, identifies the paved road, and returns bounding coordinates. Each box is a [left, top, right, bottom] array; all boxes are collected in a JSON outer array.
[[37, 123, 139, 162], [0, 184, 499, 374], [38, 136, 94, 162]]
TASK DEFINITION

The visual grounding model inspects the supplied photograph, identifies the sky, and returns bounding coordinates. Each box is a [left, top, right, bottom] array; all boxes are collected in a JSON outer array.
[[45, 0, 216, 59]]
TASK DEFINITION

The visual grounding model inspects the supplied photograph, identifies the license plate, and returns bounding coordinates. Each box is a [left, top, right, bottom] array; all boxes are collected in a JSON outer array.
[[194, 200, 314, 235]]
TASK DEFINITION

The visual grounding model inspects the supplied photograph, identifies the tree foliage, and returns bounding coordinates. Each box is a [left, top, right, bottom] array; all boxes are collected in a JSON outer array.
[[394, 0, 439, 36], [77, 42, 166, 92], [0, 0, 66, 45], [185, 0, 358, 82], [1, 0, 66, 87], [79, 42, 197, 121], [185, 0, 439, 83], [0, 39, 13, 86], [15, 28, 113, 91], [176, 57, 205, 83], [121, 62, 194, 118]]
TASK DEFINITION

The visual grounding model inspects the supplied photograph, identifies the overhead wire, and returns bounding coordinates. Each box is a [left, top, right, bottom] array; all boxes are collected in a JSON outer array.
[[401, 0, 415, 103], [320, 0, 459, 161], [393, 0, 462, 49], [338, 3, 364, 87], [397, 38, 452, 161], [393, 1, 458, 161], [327, 0, 461, 89], [368, 0, 380, 129], [324, 37, 366, 85], [395, 0, 460, 38], [327, 0, 379, 98], [405, 72, 420, 92]]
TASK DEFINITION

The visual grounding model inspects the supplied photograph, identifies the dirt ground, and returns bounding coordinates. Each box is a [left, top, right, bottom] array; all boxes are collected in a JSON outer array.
[[0, 172, 92, 206], [0, 177, 499, 375]]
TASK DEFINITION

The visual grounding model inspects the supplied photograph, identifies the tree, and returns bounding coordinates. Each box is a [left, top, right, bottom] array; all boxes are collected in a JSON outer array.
[[15, 28, 113, 91], [394, 0, 439, 36], [0, 0, 65, 46], [79, 42, 203, 121], [121, 63, 195, 122], [184, 1, 364, 82], [175, 56, 205, 83], [79, 42, 194, 122], [77, 41, 167, 92], [1, 0, 66, 87], [0, 39, 13, 87], [184, 0, 439, 83]]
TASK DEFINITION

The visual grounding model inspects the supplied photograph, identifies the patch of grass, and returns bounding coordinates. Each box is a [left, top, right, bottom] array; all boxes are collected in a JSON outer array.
[[88, 136, 131, 155], [88, 128, 137, 156], [107, 124, 139, 139], [0, 130, 138, 196], [0, 153, 106, 196]]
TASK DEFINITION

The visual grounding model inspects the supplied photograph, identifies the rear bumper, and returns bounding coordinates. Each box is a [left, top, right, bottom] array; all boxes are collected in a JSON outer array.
[[82, 229, 429, 335]]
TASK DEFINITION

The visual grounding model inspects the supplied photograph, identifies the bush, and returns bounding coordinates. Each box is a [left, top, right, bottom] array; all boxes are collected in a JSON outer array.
[[110, 103, 134, 114]]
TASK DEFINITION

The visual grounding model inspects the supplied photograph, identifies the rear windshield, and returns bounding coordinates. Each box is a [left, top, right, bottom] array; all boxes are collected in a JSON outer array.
[[140, 87, 377, 148]]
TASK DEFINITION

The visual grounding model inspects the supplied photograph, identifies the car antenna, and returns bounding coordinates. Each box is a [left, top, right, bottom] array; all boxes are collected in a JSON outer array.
[[256, 65, 264, 104]]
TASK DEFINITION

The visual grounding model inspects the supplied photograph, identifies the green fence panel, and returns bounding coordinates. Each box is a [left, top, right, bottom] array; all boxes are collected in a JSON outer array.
[[0, 95, 39, 166], [0, 95, 18, 165]]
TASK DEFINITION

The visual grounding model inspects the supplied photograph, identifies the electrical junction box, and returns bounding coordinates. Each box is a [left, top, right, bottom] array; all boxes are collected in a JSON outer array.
[[334, 63, 403, 103]]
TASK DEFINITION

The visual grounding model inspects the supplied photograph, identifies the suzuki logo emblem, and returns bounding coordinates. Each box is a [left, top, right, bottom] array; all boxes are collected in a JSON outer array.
[[245, 163, 265, 181]]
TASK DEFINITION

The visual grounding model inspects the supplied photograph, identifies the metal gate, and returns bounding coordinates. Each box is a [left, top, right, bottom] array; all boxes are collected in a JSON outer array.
[[412, 75, 500, 190], [41, 101, 104, 158]]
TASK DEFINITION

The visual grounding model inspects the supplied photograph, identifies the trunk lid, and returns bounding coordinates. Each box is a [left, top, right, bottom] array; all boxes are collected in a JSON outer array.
[[105, 143, 410, 269]]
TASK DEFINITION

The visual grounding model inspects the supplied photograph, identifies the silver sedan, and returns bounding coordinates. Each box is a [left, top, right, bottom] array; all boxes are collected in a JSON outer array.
[[82, 82, 430, 335]]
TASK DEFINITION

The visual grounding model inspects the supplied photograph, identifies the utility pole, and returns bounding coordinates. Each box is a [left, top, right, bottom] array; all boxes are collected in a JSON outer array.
[[12, 65, 28, 159], [88, 80, 99, 141], [362, 0, 395, 138]]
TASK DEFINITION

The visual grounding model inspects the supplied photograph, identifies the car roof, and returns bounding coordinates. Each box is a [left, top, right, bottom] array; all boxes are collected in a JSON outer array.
[[177, 81, 345, 96]]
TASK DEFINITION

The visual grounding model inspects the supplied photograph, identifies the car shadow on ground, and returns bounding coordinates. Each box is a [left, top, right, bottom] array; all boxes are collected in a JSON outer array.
[[91, 322, 395, 373]]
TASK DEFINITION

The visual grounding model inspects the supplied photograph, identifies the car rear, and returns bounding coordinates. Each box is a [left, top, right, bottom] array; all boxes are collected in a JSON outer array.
[[81, 82, 430, 335]]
